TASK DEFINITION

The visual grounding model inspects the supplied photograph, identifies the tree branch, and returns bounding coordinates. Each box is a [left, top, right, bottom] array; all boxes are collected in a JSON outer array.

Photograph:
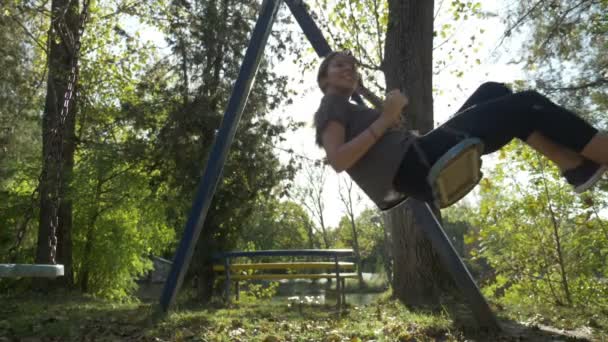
[[543, 78, 608, 92], [9, 15, 48, 53]]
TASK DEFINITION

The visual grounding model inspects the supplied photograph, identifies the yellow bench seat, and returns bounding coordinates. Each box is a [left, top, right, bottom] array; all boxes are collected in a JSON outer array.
[[217, 272, 359, 281], [213, 262, 355, 272]]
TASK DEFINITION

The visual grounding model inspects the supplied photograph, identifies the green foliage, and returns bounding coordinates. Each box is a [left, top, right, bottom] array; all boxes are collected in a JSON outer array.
[[145, 0, 299, 267], [52, 0, 177, 298], [237, 199, 315, 251], [0, 0, 46, 262], [240, 281, 280, 301], [462, 141, 608, 314], [71, 156, 175, 299], [472, 0, 608, 327], [1, 0, 298, 299], [506, 0, 608, 124], [300, 0, 485, 98], [335, 208, 387, 273]]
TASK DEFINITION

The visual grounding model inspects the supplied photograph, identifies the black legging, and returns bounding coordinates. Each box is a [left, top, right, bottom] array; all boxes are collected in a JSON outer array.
[[393, 82, 598, 200]]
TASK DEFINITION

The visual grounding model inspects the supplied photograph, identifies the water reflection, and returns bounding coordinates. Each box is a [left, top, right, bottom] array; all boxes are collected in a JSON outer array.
[[273, 293, 381, 306], [270, 273, 384, 306]]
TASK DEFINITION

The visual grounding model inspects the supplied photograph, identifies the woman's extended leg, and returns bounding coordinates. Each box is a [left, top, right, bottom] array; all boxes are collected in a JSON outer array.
[[581, 134, 608, 165], [420, 85, 606, 190], [526, 132, 583, 171], [454, 83, 586, 171], [420, 83, 589, 170], [449, 88, 605, 156]]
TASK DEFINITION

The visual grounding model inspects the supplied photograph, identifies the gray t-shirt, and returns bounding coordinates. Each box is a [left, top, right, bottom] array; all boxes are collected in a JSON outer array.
[[314, 94, 414, 209]]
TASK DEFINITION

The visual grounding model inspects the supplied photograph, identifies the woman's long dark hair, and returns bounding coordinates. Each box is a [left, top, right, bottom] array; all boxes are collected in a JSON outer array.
[[314, 51, 358, 146]]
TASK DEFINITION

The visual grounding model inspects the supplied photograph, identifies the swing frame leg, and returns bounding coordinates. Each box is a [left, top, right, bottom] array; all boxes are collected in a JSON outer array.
[[410, 200, 500, 331]]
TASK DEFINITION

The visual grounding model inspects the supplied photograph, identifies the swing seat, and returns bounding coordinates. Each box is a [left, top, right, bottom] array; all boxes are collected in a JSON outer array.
[[0, 264, 64, 278], [427, 138, 484, 208]]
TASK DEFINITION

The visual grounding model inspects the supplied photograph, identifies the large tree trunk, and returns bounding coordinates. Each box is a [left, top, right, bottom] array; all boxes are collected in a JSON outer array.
[[193, 227, 222, 303], [37, 0, 79, 288], [383, 0, 455, 307]]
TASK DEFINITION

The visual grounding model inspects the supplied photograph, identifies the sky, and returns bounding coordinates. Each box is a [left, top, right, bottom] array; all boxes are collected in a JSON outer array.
[[266, 0, 526, 227]]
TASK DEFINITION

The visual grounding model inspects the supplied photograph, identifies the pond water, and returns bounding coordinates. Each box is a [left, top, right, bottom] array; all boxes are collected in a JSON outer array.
[[268, 273, 385, 306], [271, 292, 381, 307], [137, 273, 386, 306]]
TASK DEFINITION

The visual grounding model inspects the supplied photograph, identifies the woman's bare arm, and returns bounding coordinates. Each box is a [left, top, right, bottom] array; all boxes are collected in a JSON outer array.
[[322, 118, 392, 172], [322, 90, 407, 172]]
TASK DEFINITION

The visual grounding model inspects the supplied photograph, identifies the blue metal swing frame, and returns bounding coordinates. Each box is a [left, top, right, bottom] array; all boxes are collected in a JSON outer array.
[[158, 0, 498, 330]]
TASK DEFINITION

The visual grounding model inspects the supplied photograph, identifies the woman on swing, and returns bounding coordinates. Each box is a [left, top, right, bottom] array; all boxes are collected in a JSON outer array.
[[314, 51, 608, 209]]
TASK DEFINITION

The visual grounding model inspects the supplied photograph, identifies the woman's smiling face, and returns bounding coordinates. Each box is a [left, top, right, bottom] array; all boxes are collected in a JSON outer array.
[[321, 53, 360, 95]]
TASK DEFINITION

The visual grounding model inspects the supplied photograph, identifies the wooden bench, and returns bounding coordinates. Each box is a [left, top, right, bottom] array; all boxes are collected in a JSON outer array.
[[213, 249, 357, 311]]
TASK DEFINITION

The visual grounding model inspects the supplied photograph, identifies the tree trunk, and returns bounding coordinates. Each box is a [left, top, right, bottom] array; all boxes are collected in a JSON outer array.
[[542, 176, 572, 305], [381, 220, 393, 284], [37, 0, 79, 289], [304, 220, 316, 249], [194, 228, 220, 303], [57, 81, 78, 288], [383, 0, 455, 307]]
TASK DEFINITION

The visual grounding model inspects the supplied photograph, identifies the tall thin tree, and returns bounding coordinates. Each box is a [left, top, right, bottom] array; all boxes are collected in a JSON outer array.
[[338, 176, 365, 288]]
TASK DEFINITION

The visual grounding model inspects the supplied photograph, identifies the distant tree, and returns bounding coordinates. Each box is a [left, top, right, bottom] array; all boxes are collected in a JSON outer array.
[[146, 0, 298, 301], [338, 176, 365, 288], [503, 0, 607, 124], [463, 142, 608, 309], [237, 199, 315, 251], [291, 160, 332, 248], [335, 208, 389, 277], [0, 1, 46, 264]]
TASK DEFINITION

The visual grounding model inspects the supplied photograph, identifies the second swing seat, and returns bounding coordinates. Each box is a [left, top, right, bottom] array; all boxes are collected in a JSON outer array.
[[0, 263, 65, 278]]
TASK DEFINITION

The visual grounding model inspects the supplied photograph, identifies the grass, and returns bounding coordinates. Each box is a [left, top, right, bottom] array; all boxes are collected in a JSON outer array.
[[496, 299, 608, 335], [0, 291, 459, 341], [1, 290, 605, 341]]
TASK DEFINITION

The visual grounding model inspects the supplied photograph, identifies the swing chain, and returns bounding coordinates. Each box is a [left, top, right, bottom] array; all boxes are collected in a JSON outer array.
[[6, 0, 90, 264], [45, 0, 91, 264]]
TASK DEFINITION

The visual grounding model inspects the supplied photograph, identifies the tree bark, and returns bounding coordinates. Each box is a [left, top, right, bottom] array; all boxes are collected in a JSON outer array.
[[383, 0, 455, 307], [57, 80, 77, 288], [37, 0, 79, 289], [303, 220, 316, 249]]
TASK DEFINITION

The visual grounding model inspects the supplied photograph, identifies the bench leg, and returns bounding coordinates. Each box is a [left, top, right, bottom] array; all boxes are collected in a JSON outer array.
[[224, 259, 231, 303], [337, 276, 342, 315], [341, 278, 346, 305], [224, 279, 230, 302]]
